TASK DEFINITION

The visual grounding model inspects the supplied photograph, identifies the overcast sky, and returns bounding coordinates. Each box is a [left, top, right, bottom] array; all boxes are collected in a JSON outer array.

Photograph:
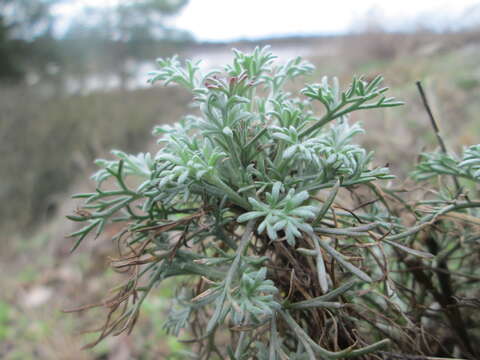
[[55, 0, 480, 41]]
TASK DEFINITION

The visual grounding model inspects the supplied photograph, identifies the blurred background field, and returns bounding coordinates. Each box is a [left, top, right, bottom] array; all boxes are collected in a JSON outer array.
[[1, 0, 480, 359]]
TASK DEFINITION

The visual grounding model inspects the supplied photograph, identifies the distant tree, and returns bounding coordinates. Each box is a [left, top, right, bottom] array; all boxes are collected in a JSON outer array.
[[0, 0, 61, 82], [0, 0, 190, 88], [0, 15, 24, 81], [62, 0, 191, 90], [107, 0, 191, 89]]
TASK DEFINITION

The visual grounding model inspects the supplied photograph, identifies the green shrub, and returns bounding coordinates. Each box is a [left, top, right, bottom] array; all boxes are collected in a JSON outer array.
[[67, 47, 480, 359]]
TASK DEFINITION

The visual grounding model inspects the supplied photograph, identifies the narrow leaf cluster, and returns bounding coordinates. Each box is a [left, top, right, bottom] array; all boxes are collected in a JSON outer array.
[[65, 47, 480, 359]]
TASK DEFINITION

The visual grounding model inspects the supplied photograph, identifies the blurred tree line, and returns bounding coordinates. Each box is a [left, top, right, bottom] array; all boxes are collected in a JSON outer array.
[[0, 0, 191, 91], [0, 0, 192, 234]]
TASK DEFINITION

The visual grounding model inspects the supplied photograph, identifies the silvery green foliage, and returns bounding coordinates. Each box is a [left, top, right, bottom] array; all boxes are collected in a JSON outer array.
[[412, 144, 480, 182], [231, 268, 280, 324], [68, 47, 408, 357], [163, 293, 192, 337], [237, 183, 316, 245], [93, 150, 154, 186]]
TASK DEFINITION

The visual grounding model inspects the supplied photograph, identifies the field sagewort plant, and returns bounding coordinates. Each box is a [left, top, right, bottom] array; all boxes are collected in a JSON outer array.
[[67, 47, 480, 359]]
